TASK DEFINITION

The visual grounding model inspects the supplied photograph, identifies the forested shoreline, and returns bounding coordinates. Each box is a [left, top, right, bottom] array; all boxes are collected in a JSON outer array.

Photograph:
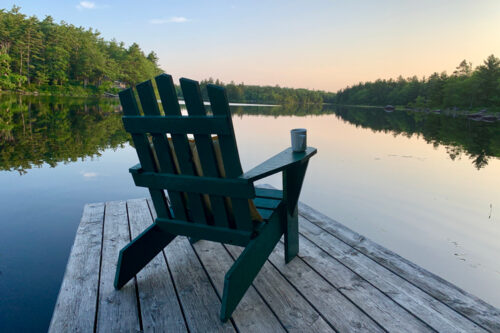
[[335, 56, 500, 111], [196, 78, 336, 105], [0, 6, 335, 104], [0, 6, 162, 96], [1, 6, 499, 109]]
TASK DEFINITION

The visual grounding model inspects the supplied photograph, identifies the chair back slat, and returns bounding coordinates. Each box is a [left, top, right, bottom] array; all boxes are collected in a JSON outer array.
[[180, 78, 231, 228], [135, 80, 188, 221], [118, 88, 171, 219], [207, 85, 253, 230], [154, 74, 208, 224]]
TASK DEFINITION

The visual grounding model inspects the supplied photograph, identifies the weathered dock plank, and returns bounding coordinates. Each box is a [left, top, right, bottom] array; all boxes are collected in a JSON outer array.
[[148, 198, 232, 332], [192, 240, 286, 332], [96, 200, 140, 332], [299, 216, 485, 332], [298, 202, 500, 332], [225, 244, 335, 332], [297, 234, 433, 332], [167, 237, 236, 332], [268, 242, 385, 332], [50, 194, 500, 332], [49, 203, 104, 333], [128, 198, 187, 332]]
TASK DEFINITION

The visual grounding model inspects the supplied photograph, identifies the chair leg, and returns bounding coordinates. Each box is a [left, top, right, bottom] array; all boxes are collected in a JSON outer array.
[[284, 205, 299, 263], [220, 213, 284, 322], [188, 237, 200, 244], [114, 223, 176, 289], [283, 160, 309, 264]]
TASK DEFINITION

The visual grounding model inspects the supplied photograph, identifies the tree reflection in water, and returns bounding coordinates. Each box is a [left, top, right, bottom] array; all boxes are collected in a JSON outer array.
[[0, 94, 128, 174], [233, 104, 500, 170], [1, 95, 498, 173]]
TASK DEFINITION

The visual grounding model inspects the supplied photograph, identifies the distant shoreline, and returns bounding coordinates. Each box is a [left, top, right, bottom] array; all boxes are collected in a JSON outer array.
[[2, 91, 498, 120], [336, 103, 500, 117]]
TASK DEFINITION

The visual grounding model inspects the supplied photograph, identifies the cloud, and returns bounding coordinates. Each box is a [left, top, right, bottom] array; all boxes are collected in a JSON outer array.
[[149, 16, 190, 24], [81, 171, 98, 178], [77, 1, 96, 10]]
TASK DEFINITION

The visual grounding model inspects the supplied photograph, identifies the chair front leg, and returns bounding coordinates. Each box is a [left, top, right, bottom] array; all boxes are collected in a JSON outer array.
[[220, 211, 284, 322], [284, 205, 299, 263], [188, 237, 200, 244], [283, 160, 309, 263], [114, 222, 176, 289]]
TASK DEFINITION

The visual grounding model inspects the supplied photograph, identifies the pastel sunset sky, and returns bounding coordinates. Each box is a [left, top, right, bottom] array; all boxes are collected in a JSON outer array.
[[5, 0, 500, 91]]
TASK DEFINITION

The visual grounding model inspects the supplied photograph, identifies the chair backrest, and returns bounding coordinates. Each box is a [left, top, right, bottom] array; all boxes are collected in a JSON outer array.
[[120, 74, 255, 232]]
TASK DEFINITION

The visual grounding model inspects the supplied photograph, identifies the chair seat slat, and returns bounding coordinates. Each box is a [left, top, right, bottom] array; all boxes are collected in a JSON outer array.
[[256, 208, 274, 220], [255, 187, 283, 200], [253, 197, 281, 210]]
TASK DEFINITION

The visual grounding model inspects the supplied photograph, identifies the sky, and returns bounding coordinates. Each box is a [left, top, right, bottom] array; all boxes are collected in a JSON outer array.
[[4, 0, 500, 91]]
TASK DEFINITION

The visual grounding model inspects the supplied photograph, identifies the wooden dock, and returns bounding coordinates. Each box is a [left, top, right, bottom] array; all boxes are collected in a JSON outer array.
[[50, 191, 500, 332]]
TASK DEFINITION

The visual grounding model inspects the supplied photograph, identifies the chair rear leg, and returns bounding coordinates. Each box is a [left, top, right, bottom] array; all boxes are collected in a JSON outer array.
[[114, 223, 176, 289], [220, 213, 284, 322]]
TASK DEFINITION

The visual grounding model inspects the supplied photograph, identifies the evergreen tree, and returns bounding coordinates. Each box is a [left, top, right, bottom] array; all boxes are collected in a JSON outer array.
[[0, 6, 163, 93]]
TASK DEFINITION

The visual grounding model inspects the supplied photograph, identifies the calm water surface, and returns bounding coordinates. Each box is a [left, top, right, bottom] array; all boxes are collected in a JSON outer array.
[[1, 95, 499, 331]]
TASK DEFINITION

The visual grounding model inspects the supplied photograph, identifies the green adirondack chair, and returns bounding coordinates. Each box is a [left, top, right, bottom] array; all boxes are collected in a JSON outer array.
[[115, 73, 317, 321]]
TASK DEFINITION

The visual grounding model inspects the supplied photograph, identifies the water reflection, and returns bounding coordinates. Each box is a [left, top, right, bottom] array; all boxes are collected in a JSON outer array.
[[0, 94, 498, 172], [1, 94, 499, 330], [332, 107, 500, 170], [0, 94, 127, 174], [232, 104, 500, 170]]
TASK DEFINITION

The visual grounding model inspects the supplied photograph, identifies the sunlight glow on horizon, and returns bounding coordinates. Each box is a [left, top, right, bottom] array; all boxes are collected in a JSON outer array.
[[5, 0, 500, 91]]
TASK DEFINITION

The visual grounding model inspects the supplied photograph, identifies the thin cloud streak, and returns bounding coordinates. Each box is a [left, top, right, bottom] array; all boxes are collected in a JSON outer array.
[[76, 1, 95, 10], [149, 16, 190, 24]]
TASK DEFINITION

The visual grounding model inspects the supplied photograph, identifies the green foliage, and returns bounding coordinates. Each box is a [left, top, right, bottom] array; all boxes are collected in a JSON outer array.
[[0, 53, 14, 89], [412, 95, 427, 108], [196, 78, 336, 105], [336, 55, 500, 110], [0, 6, 162, 95]]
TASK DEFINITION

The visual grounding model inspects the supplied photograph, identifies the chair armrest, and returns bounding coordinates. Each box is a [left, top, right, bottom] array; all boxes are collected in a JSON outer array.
[[241, 147, 317, 182], [129, 163, 143, 174]]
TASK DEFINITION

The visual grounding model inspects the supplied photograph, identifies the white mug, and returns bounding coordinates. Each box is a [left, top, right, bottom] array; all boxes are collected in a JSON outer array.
[[291, 128, 307, 152]]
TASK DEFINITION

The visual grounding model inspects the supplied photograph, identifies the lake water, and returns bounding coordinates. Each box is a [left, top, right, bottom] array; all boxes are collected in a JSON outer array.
[[1, 94, 499, 331]]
